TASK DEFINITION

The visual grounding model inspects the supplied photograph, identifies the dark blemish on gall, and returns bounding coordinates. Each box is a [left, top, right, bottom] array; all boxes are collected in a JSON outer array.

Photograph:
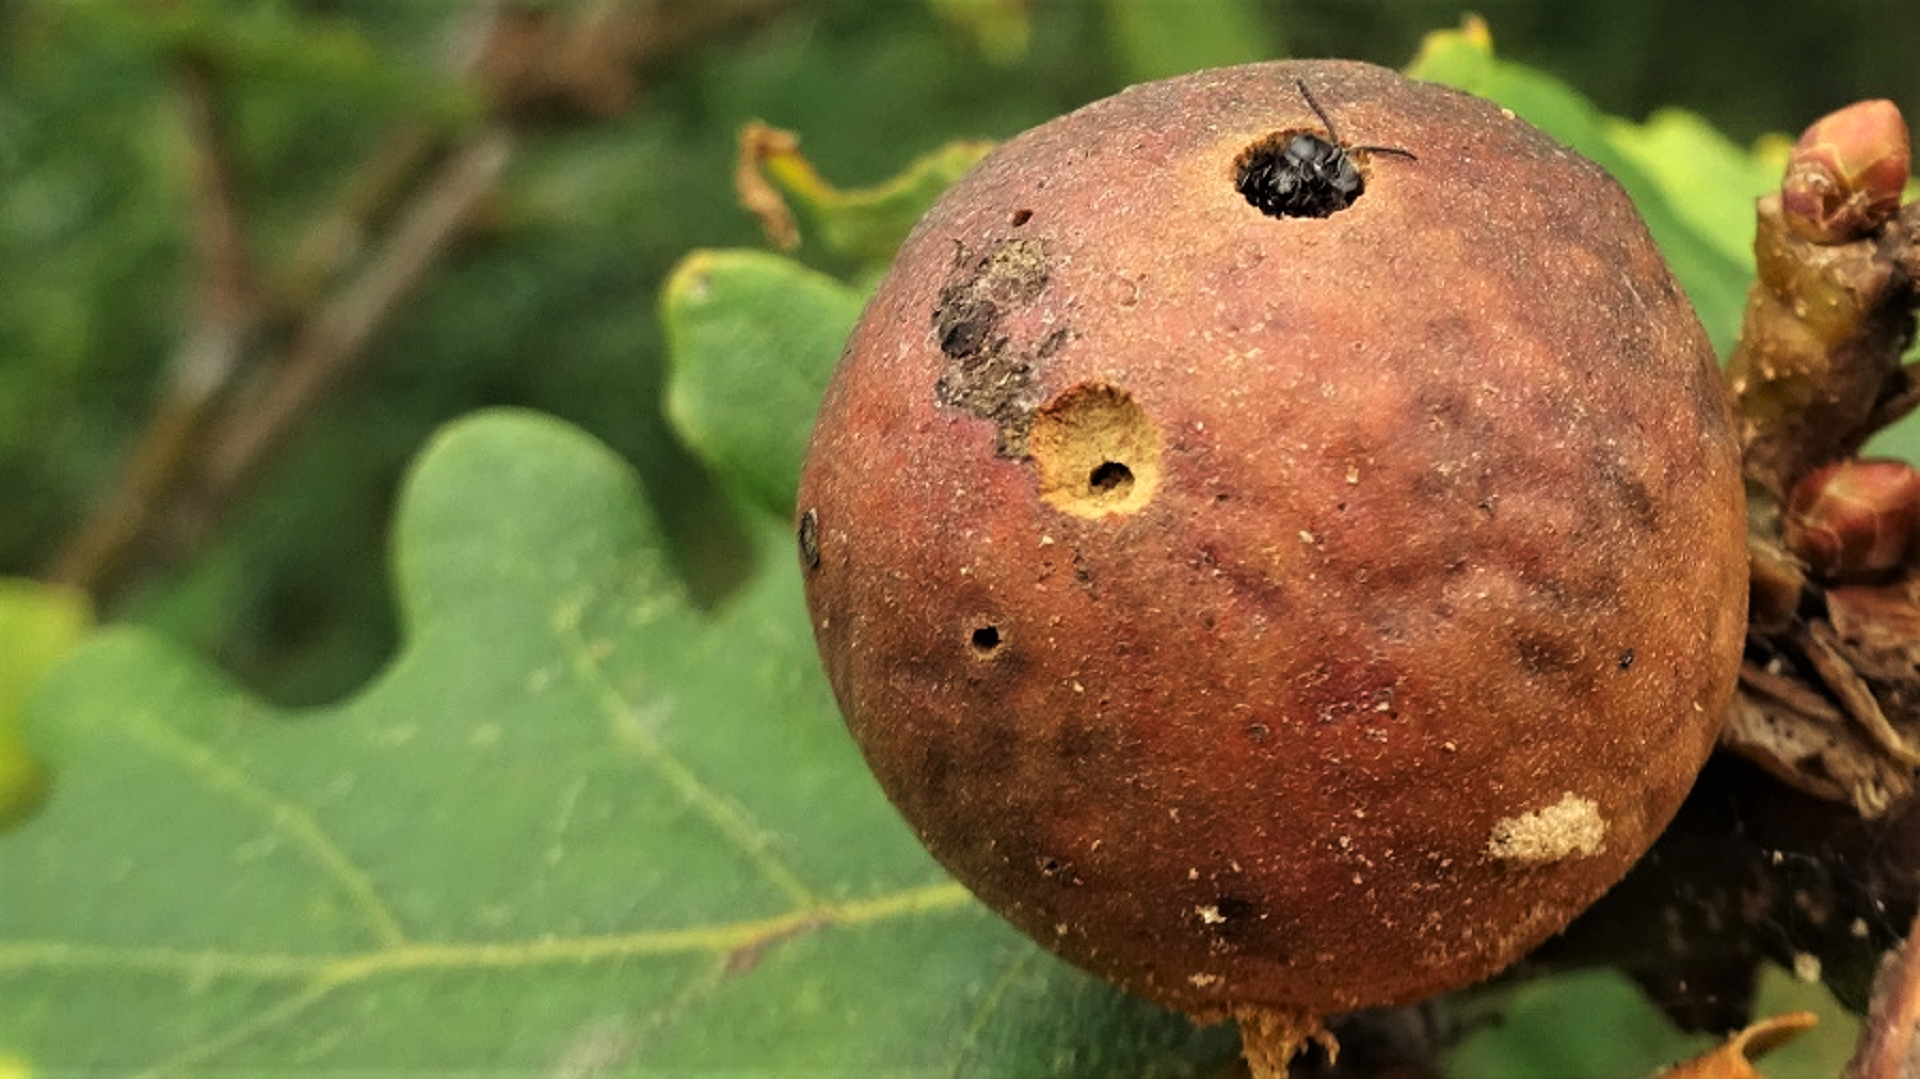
[[798, 508, 820, 570], [1618, 648, 1635, 670], [932, 238, 1056, 456], [1202, 895, 1264, 946], [1516, 631, 1583, 678], [1009, 208, 1033, 226], [936, 297, 998, 358], [1035, 326, 1071, 359]]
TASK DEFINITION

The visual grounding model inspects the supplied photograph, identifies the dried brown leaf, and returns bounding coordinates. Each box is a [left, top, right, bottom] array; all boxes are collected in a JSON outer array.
[[1656, 1012, 1820, 1079]]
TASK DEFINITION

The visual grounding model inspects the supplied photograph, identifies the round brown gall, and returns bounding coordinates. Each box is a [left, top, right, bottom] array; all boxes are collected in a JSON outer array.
[[798, 59, 1748, 1029]]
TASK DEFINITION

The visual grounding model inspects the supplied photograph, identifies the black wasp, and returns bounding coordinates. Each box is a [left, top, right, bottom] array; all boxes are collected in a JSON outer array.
[[1235, 79, 1416, 219]]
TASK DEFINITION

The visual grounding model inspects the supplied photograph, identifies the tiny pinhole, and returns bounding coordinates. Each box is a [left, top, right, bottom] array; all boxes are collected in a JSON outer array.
[[1009, 208, 1034, 227]]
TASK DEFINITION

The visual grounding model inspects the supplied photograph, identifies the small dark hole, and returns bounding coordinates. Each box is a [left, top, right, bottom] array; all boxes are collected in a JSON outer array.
[[1089, 461, 1133, 494], [1213, 896, 1258, 923], [1234, 132, 1363, 220], [971, 625, 1003, 653], [1009, 208, 1033, 227], [935, 297, 997, 358], [1618, 648, 1636, 671]]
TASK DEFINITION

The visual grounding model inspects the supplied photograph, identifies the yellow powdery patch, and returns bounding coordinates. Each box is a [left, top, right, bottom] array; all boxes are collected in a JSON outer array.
[[1488, 792, 1606, 865]]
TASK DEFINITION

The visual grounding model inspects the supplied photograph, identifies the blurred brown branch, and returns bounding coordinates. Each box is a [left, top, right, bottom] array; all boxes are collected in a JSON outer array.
[[475, 0, 799, 121], [43, 0, 798, 604], [43, 51, 259, 594], [197, 129, 513, 512]]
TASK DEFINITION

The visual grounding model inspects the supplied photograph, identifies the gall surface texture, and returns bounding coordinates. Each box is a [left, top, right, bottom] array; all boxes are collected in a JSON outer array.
[[798, 60, 1748, 1019]]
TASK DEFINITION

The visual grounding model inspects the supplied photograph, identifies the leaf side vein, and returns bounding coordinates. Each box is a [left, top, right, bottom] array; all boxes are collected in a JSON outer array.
[[123, 706, 409, 948], [553, 595, 818, 906]]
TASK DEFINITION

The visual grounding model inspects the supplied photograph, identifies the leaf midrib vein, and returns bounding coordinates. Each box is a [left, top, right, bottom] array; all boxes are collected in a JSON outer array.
[[79, 882, 971, 1079], [0, 880, 971, 982]]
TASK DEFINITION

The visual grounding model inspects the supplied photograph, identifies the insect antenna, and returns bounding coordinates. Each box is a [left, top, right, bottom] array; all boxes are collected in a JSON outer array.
[[1294, 78, 1340, 141], [1294, 78, 1419, 161]]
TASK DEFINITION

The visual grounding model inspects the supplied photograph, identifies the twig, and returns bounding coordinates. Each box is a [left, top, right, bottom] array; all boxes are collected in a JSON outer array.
[[42, 0, 801, 605], [1845, 903, 1920, 1079], [1726, 100, 1916, 503], [276, 124, 445, 319], [1718, 99, 1920, 818], [191, 129, 513, 510], [475, 0, 800, 121], [177, 54, 260, 335], [44, 53, 260, 597]]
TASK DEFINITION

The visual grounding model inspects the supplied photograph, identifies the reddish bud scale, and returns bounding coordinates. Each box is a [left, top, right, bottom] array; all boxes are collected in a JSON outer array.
[[1780, 99, 1911, 245], [1785, 458, 1920, 582]]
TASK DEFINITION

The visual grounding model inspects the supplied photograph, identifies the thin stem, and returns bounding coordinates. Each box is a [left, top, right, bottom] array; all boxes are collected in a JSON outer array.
[[1845, 903, 1920, 1079], [42, 1, 802, 606], [44, 52, 260, 597], [192, 129, 513, 507]]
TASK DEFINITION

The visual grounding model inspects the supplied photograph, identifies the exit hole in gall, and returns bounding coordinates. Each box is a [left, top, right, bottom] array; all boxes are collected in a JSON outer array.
[[1089, 461, 1134, 494], [971, 625, 1004, 655]]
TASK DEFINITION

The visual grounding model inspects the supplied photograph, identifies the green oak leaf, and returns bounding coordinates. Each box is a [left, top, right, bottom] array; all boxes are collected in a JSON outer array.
[[0, 579, 90, 831], [0, 409, 1232, 1074], [662, 250, 866, 518], [1406, 21, 1753, 355], [1604, 108, 1784, 273]]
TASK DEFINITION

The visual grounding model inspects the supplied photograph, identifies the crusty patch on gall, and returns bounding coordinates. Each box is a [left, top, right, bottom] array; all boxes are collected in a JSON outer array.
[[932, 239, 1061, 455], [1488, 792, 1606, 865]]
